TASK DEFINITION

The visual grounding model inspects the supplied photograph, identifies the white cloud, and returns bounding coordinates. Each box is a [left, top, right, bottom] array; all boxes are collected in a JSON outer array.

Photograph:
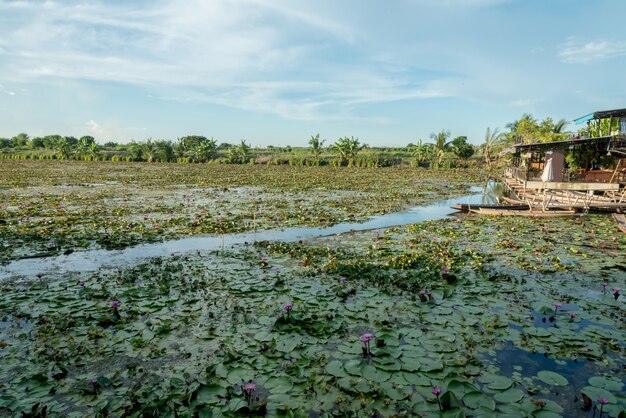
[[509, 99, 536, 108], [0, 83, 15, 96], [0, 0, 456, 121], [558, 39, 626, 64], [85, 120, 146, 141]]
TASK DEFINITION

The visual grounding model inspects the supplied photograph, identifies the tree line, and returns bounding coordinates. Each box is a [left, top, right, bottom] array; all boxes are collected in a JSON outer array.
[[0, 113, 573, 168]]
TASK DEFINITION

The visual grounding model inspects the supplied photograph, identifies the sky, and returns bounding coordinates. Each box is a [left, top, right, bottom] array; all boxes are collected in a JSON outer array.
[[1, 0, 626, 146]]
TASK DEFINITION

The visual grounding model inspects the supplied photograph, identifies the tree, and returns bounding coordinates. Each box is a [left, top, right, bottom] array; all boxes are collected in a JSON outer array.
[[506, 114, 568, 144], [308, 133, 326, 165], [412, 139, 435, 164], [482, 127, 506, 168], [450, 136, 474, 159], [142, 139, 158, 162], [191, 138, 217, 162], [80, 136, 96, 146], [155, 140, 174, 162], [43, 135, 62, 149], [127, 141, 143, 161], [429, 130, 451, 152], [10, 133, 29, 147], [54, 137, 74, 159], [332, 136, 366, 166], [228, 140, 251, 164], [30, 137, 45, 148]]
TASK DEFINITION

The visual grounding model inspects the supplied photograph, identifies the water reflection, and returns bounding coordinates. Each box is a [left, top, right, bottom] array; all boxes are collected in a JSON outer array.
[[0, 184, 497, 280]]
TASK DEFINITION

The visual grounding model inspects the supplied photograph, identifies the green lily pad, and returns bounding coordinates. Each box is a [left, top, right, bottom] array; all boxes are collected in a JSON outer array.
[[462, 391, 495, 411], [480, 374, 513, 391], [197, 384, 227, 404], [265, 376, 293, 394], [325, 361, 348, 378], [536, 371, 568, 387], [588, 376, 624, 392], [493, 388, 524, 403], [581, 386, 617, 404], [361, 364, 390, 383]]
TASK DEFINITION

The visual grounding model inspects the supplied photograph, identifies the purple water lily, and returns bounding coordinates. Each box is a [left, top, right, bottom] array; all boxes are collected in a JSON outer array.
[[242, 381, 256, 408], [432, 386, 442, 410], [597, 397, 609, 415], [361, 333, 374, 356], [283, 302, 293, 319]]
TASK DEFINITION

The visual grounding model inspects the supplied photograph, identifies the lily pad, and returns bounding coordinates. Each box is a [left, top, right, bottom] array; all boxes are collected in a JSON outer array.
[[536, 371, 568, 387], [493, 388, 524, 403], [325, 361, 348, 378]]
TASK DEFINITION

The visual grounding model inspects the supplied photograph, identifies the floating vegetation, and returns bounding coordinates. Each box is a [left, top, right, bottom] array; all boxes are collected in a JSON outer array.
[[0, 163, 624, 416], [0, 161, 479, 263]]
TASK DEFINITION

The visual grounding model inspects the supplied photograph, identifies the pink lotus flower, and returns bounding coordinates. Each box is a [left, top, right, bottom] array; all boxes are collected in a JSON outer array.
[[283, 303, 292, 312], [111, 300, 120, 309], [243, 382, 256, 393], [569, 312, 576, 319], [597, 397, 608, 405], [432, 386, 441, 396]]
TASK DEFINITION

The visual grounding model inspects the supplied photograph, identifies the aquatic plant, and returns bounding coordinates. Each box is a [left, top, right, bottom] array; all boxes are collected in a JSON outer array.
[[432, 386, 442, 410], [360, 332, 374, 357], [283, 302, 293, 319]]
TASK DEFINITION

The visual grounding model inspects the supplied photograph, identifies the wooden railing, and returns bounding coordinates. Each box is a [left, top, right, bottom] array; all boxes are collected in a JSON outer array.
[[505, 166, 528, 182]]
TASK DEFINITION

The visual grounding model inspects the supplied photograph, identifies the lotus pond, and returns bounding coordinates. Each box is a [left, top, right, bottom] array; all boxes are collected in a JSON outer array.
[[0, 161, 624, 417], [0, 161, 480, 263]]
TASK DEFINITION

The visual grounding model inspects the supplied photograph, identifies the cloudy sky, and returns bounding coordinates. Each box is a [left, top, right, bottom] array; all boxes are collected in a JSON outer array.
[[1, 0, 625, 146]]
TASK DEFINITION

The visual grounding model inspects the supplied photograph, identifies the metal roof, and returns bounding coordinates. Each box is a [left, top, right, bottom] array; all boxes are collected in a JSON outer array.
[[514, 136, 612, 151], [574, 108, 626, 124]]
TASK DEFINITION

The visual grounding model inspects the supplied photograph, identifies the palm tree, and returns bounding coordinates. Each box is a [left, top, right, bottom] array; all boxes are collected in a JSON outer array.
[[552, 119, 568, 134], [483, 127, 505, 168], [127, 141, 143, 161], [142, 139, 158, 162], [308, 134, 326, 165], [429, 130, 451, 152]]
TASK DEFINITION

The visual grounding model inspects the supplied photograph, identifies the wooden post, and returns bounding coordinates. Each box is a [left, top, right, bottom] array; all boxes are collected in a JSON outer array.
[[609, 159, 622, 184]]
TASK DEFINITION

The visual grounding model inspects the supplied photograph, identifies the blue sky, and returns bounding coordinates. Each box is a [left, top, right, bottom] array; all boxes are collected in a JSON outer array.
[[1, 0, 626, 146]]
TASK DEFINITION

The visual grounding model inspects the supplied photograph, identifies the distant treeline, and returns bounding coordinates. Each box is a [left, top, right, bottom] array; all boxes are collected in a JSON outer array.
[[0, 133, 479, 168], [0, 113, 576, 168]]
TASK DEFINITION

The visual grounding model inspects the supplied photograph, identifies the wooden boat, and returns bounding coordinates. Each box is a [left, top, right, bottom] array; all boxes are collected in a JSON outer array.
[[452, 203, 529, 212], [502, 196, 527, 205], [613, 213, 626, 234], [469, 208, 579, 217]]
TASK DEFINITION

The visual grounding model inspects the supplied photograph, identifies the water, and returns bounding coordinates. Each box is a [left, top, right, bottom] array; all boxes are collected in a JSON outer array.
[[0, 186, 493, 281]]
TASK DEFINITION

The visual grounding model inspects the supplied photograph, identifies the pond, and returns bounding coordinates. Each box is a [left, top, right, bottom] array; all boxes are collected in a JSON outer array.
[[0, 178, 624, 418], [0, 185, 494, 281]]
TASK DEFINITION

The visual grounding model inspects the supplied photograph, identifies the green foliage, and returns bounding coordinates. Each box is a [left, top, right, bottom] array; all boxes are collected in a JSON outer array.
[[227, 140, 251, 164], [332, 136, 366, 166], [450, 136, 475, 159], [506, 114, 569, 144], [308, 133, 326, 165]]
